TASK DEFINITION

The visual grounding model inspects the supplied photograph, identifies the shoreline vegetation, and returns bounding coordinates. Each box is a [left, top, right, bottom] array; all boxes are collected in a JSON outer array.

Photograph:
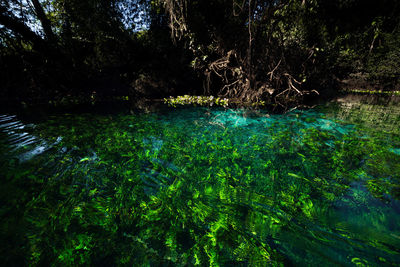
[[1, 1, 399, 110], [1, 88, 399, 115], [343, 89, 400, 95]]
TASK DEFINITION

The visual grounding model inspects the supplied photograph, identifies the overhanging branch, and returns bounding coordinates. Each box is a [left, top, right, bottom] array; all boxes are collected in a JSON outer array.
[[0, 6, 48, 52]]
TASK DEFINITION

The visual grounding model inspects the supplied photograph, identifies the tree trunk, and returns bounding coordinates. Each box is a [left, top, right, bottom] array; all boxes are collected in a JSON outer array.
[[247, 0, 253, 91], [30, 0, 57, 43]]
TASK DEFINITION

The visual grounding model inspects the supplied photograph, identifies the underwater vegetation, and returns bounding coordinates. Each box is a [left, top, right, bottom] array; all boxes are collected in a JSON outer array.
[[0, 103, 400, 266]]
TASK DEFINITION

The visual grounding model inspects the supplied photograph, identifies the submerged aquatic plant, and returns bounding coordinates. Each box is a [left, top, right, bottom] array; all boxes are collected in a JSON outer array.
[[0, 104, 400, 265]]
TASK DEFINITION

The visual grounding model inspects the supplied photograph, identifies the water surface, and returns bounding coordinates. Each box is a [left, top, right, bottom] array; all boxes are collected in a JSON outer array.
[[1, 100, 400, 266]]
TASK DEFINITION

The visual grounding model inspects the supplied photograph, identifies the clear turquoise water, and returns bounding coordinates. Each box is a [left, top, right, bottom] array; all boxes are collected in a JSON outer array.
[[0, 101, 400, 266]]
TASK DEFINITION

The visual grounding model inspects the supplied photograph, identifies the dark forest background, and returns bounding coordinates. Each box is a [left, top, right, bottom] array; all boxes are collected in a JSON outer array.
[[1, 0, 399, 107]]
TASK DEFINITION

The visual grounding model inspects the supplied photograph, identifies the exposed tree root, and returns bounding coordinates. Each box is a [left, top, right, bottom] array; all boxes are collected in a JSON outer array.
[[161, 0, 320, 108]]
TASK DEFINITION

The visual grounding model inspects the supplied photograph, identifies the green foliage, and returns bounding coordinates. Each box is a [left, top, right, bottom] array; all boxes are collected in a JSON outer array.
[[344, 90, 400, 95], [1, 0, 399, 104], [164, 95, 229, 107], [366, 29, 400, 89]]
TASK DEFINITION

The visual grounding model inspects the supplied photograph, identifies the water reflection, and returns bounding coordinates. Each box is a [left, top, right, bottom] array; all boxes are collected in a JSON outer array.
[[328, 95, 400, 136]]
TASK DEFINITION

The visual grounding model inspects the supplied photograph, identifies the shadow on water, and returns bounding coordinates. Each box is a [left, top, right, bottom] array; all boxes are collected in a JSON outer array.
[[0, 95, 400, 265]]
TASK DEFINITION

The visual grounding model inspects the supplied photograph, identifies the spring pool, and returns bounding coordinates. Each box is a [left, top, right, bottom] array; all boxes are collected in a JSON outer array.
[[1, 100, 399, 265]]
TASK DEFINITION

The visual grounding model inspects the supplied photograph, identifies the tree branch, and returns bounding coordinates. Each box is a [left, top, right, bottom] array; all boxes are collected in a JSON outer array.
[[0, 5, 48, 52], [30, 0, 56, 43]]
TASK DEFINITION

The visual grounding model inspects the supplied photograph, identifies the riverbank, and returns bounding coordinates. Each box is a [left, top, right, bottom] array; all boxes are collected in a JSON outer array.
[[2, 88, 400, 118]]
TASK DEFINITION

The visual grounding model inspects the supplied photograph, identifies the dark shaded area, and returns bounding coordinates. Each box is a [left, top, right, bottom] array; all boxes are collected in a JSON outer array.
[[0, 0, 399, 108], [0, 0, 201, 109]]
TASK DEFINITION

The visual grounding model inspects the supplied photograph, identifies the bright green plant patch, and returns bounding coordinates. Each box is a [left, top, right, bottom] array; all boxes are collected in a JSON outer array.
[[0, 103, 399, 265], [164, 95, 230, 107]]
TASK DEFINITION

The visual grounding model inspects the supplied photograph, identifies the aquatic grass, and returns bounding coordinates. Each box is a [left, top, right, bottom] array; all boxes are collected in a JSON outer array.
[[0, 105, 400, 265]]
